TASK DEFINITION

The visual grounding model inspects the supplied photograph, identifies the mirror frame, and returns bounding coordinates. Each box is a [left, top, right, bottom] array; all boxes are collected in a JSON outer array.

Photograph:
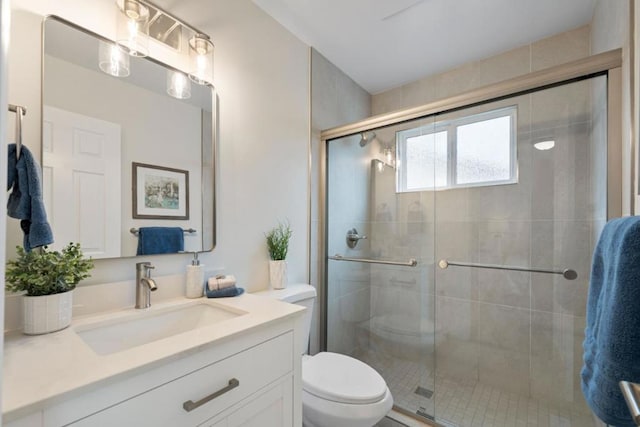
[[40, 15, 216, 258]]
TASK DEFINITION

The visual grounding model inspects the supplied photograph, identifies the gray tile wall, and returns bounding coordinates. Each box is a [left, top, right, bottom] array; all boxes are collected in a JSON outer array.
[[310, 48, 371, 354]]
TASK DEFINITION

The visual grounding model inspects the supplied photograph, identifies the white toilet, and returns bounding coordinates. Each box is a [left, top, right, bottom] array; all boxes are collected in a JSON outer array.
[[255, 284, 393, 427]]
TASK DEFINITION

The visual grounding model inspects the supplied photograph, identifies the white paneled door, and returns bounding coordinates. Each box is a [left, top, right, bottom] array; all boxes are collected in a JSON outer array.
[[43, 106, 121, 259]]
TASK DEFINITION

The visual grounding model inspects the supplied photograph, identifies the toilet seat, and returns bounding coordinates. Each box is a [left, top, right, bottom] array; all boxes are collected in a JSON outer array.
[[303, 352, 387, 404]]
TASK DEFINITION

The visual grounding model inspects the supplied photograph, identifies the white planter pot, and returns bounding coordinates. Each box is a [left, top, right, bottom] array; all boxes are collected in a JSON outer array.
[[23, 290, 73, 335], [269, 260, 288, 289]]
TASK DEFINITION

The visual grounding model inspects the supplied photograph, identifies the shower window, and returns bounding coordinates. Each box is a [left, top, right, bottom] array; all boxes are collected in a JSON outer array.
[[397, 105, 517, 192]]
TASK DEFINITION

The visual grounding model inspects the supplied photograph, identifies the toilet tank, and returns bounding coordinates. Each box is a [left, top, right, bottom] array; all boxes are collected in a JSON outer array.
[[254, 284, 316, 354]]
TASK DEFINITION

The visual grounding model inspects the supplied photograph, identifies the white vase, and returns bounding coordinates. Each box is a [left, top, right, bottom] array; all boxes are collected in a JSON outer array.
[[23, 290, 73, 335], [269, 260, 288, 289]]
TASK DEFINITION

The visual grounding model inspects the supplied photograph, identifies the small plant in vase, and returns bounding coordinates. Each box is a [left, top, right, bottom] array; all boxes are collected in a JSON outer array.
[[5, 243, 93, 335], [265, 221, 292, 289]]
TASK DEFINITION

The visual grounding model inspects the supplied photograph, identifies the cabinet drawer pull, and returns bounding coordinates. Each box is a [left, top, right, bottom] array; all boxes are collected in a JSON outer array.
[[183, 378, 240, 412]]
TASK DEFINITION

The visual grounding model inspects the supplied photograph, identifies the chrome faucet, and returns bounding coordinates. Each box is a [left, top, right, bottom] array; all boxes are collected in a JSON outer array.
[[135, 262, 157, 309]]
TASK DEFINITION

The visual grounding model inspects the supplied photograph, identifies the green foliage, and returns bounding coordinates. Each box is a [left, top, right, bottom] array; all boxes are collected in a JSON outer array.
[[265, 221, 292, 261], [5, 243, 94, 296]]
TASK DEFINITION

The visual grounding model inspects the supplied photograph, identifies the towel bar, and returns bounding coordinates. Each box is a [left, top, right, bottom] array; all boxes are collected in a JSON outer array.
[[130, 227, 196, 235], [8, 104, 26, 115], [438, 259, 577, 280], [620, 381, 640, 426], [9, 104, 26, 159], [329, 254, 417, 267]]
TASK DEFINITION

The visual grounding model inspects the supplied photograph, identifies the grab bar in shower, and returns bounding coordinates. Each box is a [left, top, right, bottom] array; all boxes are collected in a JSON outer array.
[[329, 254, 418, 267], [438, 259, 578, 280], [620, 381, 640, 426]]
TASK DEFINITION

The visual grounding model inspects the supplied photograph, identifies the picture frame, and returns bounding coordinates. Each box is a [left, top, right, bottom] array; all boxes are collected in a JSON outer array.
[[132, 162, 189, 220]]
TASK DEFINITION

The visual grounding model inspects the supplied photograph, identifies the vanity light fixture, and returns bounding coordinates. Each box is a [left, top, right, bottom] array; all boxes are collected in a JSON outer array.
[[112, 0, 214, 85], [98, 41, 130, 77], [188, 34, 214, 85], [116, 0, 150, 57], [166, 70, 191, 99]]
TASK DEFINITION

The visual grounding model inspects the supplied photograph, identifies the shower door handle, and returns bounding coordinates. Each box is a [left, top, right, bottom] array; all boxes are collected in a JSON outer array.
[[329, 254, 417, 267], [438, 259, 577, 280]]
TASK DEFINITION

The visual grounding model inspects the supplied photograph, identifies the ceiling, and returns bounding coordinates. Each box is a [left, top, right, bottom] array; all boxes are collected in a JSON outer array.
[[252, 0, 597, 94]]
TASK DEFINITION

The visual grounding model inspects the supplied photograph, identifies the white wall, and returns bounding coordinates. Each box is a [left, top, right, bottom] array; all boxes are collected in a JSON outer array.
[[5, 0, 309, 329], [0, 0, 10, 422]]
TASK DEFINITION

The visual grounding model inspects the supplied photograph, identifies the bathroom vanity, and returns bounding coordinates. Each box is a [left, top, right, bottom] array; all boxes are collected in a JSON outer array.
[[3, 294, 305, 427]]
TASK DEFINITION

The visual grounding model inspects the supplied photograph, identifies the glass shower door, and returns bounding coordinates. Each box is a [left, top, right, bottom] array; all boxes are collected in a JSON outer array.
[[325, 74, 607, 426], [325, 116, 438, 421], [432, 75, 606, 427]]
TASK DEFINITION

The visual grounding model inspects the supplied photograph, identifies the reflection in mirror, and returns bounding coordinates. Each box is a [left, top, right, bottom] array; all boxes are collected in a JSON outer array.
[[23, 17, 215, 259]]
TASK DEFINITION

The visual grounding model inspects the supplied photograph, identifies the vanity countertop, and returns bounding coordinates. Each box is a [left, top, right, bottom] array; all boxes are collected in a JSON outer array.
[[2, 293, 304, 421]]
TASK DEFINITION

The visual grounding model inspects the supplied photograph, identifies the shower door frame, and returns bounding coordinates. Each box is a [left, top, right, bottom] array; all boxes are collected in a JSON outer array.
[[318, 49, 624, 420]]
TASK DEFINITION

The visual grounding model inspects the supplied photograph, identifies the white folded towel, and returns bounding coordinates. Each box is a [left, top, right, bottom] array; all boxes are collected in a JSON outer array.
[[207, 274, 237, 291]]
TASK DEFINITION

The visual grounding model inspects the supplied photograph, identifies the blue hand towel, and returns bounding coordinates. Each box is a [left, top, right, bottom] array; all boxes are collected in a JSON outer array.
[[581, 216, 640, 427], [7, 144, 54, 251], [206, 286, 244, 298], [136, 227, 184, 255]]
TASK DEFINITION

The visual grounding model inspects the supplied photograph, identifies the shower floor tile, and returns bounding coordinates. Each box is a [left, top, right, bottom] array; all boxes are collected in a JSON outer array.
[[356, 348, 596, 427]]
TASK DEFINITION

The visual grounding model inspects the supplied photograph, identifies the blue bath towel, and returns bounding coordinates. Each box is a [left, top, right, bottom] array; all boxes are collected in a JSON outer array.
[[7, 144, 54, 251], [581, 216, 640, 426], [206, 286, 244, 298], [136, 227, 184, 255]]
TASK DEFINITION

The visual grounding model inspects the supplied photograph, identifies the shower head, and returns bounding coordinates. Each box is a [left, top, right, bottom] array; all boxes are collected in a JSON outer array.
[[359, 132, 376, 147]]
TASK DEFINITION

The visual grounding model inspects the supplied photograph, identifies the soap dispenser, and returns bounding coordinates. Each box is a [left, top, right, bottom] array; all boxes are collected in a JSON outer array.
[[185, 252, 204, 298]]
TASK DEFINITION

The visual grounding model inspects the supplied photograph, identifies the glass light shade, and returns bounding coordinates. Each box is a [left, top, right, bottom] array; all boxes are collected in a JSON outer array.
[[116, 0, 150, 57], [188, 34, 214, 85], [534, 140, 555, 150], [166, 70, 191, 99], [98, 41, 130, 77]]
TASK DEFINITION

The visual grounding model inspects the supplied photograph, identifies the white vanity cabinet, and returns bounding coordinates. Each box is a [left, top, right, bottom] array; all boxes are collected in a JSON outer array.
[[200, 377, 293, 427], [4, 303, 303, 427], [66, 332, 293, 427]]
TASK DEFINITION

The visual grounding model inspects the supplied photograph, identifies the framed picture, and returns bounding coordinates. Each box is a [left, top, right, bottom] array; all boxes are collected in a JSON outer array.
[[132, 162, 189, 219]]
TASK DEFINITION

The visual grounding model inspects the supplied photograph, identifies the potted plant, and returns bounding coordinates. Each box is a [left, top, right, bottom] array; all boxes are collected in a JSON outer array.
[[5, 243, 93, 335], [265, 221, 292, 289]]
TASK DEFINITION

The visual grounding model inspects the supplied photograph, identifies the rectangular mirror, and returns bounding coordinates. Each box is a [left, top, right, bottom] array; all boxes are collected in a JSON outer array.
[[13, 16, 215, 259]]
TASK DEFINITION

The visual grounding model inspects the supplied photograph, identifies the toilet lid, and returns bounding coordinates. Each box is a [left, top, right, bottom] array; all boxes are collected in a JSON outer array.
[[302, 352, 387, 404]]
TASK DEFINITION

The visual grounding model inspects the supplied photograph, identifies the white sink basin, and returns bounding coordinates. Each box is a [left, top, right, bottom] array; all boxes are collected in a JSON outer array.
[[76, 303, 245, 355]]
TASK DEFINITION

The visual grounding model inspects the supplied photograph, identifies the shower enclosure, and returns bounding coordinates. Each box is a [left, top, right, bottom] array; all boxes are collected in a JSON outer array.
[[321, 51, 622, 427]]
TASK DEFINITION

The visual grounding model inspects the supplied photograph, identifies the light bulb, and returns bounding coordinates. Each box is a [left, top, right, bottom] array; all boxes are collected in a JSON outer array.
[[384, 147, 394, 165], [189, 34, 214, 85], [116, 0, 149, 57], [99, 41, 130, 77], [167, 70, 191, 99]]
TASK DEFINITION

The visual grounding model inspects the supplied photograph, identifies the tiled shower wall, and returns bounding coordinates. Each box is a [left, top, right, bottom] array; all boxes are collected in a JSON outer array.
[[371, 25, 591, 116]]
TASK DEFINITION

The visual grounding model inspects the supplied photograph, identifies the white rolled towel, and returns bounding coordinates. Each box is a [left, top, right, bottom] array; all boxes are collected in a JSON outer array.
[[208, 274, 237, 291]]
